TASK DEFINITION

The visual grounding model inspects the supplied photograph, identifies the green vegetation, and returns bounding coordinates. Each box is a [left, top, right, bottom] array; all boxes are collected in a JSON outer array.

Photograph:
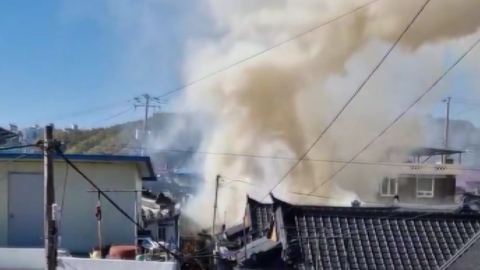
[[54, 112, 177, 154]]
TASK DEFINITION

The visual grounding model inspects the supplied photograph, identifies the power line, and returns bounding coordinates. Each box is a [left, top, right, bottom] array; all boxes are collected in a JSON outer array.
[[246, 0, 432, 212], [54, 148, 184, 262], [57, 161, 69, 233], [0, 143, 38, 152], [154, 0, 379, 100], [0, 154, 28, 182], [227, 0, 433, 230], [100, 144, 480, 171], [31, 1, 379, 126], [454, 103, 480, 117], [91, 107, 135, 126], [304, 12, 480, 201], [36, 100, 131, 124]]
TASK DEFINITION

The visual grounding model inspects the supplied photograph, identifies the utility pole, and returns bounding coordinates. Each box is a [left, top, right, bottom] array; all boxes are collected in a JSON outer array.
[[43, 125, 57, 270], [211, 175, 221, 269], [87, 189, 145, 257], [134, 94, 166, 156], [444, 97, 451, 163]]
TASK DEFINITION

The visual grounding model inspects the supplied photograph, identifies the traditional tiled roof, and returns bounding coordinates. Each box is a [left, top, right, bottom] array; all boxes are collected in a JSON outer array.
[[235, 237, 283, 268], [440, 193, 480, 269], [246, 196, 274, 241], [442, 234, 480, 269], [273, 195, 480, 270], [216, 196, 275, 260]]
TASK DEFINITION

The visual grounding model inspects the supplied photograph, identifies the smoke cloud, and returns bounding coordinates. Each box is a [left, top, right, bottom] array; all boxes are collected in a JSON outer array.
[[175, 0, 480, 229]]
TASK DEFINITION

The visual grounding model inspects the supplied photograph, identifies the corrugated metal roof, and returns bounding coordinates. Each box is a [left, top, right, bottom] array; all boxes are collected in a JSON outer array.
[[0, 153, 156, 180], [0, 127, 16, 140]]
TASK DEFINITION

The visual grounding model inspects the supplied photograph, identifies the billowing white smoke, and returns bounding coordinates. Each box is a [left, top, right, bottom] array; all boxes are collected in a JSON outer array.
[[175, 0, 480, 229]]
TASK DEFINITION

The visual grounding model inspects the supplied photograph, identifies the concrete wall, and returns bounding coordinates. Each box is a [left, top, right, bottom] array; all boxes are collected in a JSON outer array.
[[0, 248, 177, 270], [0, 248, 44, 270], [0, 160, 140, 253], [58, 258, 177, 270], [376, 176, 456, 204]]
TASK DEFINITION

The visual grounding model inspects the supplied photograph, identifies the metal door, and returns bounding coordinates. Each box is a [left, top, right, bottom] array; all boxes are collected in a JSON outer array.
[[8, 173, 44, 247]]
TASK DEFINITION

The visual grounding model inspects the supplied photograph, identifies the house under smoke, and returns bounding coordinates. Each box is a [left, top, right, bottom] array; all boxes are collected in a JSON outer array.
[[217, 193, 480, 270], [374, 147, 464, 205], [216, 196, 273, 252], [141, 190, 180, 250]]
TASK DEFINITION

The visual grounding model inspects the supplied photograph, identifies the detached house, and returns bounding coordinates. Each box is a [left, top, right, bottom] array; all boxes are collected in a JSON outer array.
[[218, 193, 480, 270], [375, 147, 464, 205]]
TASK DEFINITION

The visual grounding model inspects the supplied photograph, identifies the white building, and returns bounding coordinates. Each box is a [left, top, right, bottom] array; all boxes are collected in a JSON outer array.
[[0, 153, 156, 254], [144, 214, 180, 251], [21, 125, 42, 144]]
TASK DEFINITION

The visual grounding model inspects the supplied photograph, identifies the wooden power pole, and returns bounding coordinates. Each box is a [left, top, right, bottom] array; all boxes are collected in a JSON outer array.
[[443, 97, 451, 163], [211, 175, 221, 269], [43, 125, 57, 270]]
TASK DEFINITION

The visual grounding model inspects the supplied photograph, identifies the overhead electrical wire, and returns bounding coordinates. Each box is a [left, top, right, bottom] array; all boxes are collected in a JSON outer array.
[[306, 15, 480, 198], [44, 1, 379, 125], [249, 18, 480, 244], [36, 99, 132, 124], [100, 144, 480, 171], [454, 103, 480, 117], [225, 0, 438, 232], [155, 0, 379, 100], [91, 107, 135, 126], [0, 143, 38, 152], [57, 162, 69, 234], [0, 154, 28, 182], [239, 0, 432, 219], [54, 147, 184, 261]]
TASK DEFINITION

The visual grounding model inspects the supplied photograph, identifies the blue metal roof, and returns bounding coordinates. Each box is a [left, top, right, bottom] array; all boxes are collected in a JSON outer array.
[[0, 127, 16, 140], [0, 153, 156, 181]]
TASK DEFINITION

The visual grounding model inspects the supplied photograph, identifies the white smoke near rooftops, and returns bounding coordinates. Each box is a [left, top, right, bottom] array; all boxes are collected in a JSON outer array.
[[178, 0, 480, 230], [60, 0, 480, 232]]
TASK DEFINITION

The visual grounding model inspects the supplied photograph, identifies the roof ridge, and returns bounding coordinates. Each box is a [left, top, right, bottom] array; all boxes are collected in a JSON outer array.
[[439, 230, 480, 270], [247, 194, 273, 204]]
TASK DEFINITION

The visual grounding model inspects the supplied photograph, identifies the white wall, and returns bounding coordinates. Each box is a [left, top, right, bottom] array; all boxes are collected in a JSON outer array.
[[0, 248, 177, 270], [58, 258, 177, 270], [145, 221, 177, 245], [0, 160, 141, 253], [0, 248, 44, 270]]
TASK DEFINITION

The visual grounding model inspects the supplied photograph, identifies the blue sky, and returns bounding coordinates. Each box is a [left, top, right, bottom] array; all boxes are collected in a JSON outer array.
[[0, 1, 478, 130], [432, 47, 479, 125], [0, 1, 191, 128]]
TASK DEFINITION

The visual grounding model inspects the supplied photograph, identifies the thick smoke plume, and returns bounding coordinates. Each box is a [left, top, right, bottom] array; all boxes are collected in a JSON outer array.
[[176, 0, 480, 230]]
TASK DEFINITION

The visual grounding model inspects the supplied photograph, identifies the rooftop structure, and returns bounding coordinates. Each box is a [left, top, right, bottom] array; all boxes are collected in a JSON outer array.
[[219, 194, 480, 270], [0, 127, 17, 144]]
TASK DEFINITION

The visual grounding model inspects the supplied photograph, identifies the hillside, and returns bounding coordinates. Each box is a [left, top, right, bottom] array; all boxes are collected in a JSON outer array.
[[54, 112, 203, 169], [54, 113, 480, 168]]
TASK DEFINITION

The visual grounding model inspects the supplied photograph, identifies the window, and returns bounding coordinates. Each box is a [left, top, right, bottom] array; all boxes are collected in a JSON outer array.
[[380, 177, 397, 196], [158, 227, 166, 241], [417, 177, 434, 198]]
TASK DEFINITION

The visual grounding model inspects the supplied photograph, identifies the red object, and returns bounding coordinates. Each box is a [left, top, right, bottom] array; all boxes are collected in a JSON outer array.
[[108, 245, 136, 260], [95, 205, 102, 220]]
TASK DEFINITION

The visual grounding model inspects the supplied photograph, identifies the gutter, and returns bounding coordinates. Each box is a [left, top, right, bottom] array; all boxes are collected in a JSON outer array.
[[438, 230, 480, 270]]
